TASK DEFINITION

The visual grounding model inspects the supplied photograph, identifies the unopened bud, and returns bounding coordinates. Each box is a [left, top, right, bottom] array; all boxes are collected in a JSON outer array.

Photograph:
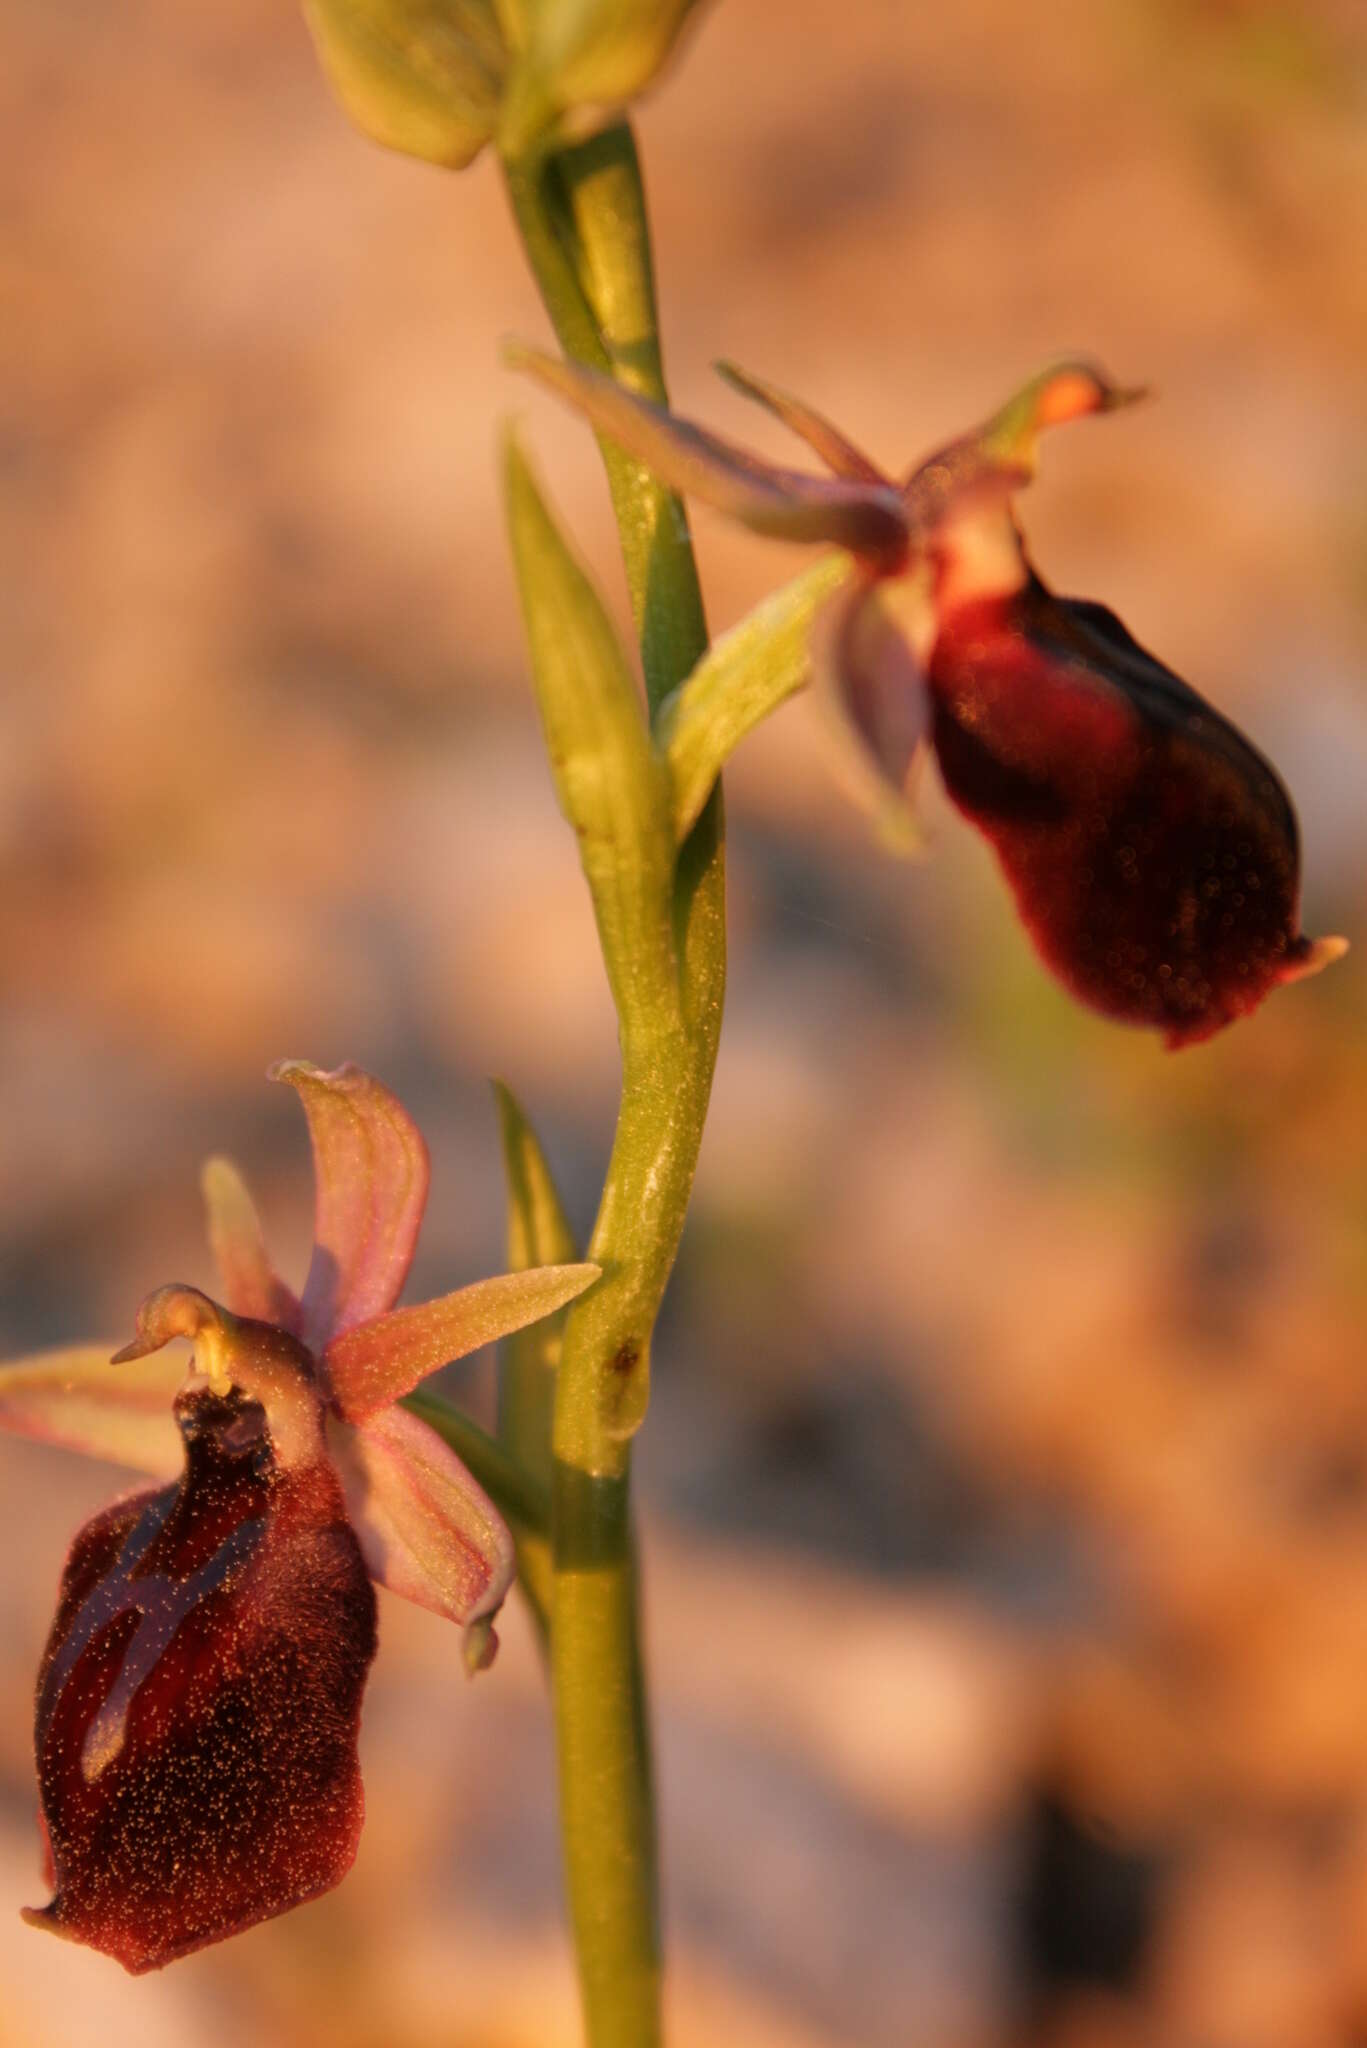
[[498, 0, 706, 156], [303, 0, 506, 167]]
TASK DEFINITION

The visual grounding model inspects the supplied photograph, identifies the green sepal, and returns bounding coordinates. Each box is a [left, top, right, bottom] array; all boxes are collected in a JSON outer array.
[[491, 1079, 582, 1642], [503, 431, 681, 1042], [657, 553, 853, 842], [493, 1079, 578, 1491]]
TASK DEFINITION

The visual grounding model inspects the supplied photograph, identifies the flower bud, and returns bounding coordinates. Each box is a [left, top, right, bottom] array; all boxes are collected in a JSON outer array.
[[498, 0, 706, 156], [302, 0, 506, 167]]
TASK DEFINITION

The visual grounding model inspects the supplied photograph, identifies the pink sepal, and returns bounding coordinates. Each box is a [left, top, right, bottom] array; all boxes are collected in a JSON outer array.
[[270, 1061, 430, 1352], [0, 1346, 183, 1479]]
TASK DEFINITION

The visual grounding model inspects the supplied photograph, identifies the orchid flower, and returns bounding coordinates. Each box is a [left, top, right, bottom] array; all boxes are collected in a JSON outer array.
[[509, 345, 1347, 1048], [0, 1060, 598, 1973]]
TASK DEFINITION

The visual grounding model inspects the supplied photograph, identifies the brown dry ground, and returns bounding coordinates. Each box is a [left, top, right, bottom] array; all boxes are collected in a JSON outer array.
[[3, 2, 1367, 2044]]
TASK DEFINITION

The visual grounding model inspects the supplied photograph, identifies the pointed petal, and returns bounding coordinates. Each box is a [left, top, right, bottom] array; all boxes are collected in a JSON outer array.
[[714, 360, 890, 485], [201, 1156, 300, 1328], [331, 1407, 515, 1633], [979, 360, 1147, 471], [905, 362, 1146, 518], [324, 1262, 601, 1422], [506, 343, 911, 567], [270, 1060, 430, 1350], [811, 571, 935, 855], [0, 1346, 182, 1478]]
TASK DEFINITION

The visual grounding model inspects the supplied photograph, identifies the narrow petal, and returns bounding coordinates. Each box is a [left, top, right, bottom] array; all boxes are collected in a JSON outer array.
[[270, 1060, 430, 1351], [324, 1262, 601, 1422], [810, 571, 935, 855], [714, 360, 891, 485], [201, 1156, 300, 1328], [506, 343, 911, 567], [331, 1406, 515, 1633], [978, 361, 1147, 470], [904, 362, 1146, 522], [0, 1346, 182, 1479]]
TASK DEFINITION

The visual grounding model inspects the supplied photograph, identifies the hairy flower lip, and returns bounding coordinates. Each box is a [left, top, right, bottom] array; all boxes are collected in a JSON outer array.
[[26, 1380, 377, 1973]]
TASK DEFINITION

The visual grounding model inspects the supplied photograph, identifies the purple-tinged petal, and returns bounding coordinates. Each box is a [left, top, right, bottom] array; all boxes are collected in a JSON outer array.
[[714, 360, 891, 485], [270, 1060, 430, 1351], [0, 1346, 183, 1479], [201, 1156, 300, 1329], [324, 1262, 600, 1423], [506, 343, 911, 568], [811, 570, 935, 854], [329, 1406, 515, 1640]]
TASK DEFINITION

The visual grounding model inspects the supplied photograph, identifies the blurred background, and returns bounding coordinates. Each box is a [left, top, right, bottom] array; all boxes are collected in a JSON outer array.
[[3, 1, 1367, 2042]]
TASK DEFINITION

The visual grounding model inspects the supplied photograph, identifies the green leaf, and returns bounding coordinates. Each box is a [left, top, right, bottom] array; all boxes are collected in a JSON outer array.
[[493, 1080, 578, 1500], [503, 431, 681, 1042], [657, 553, 852, 841], [494, 1078, 579, 1270]]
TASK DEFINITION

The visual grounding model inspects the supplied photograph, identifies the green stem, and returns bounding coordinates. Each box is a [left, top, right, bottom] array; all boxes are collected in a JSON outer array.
[[503, 121, 723, 2048], [504, 131, 707, 714]]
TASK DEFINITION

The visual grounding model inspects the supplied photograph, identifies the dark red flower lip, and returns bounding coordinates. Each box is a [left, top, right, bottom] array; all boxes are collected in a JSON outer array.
[[26, 1380, 377, 1973], [928, 581, 1340, 1047]]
